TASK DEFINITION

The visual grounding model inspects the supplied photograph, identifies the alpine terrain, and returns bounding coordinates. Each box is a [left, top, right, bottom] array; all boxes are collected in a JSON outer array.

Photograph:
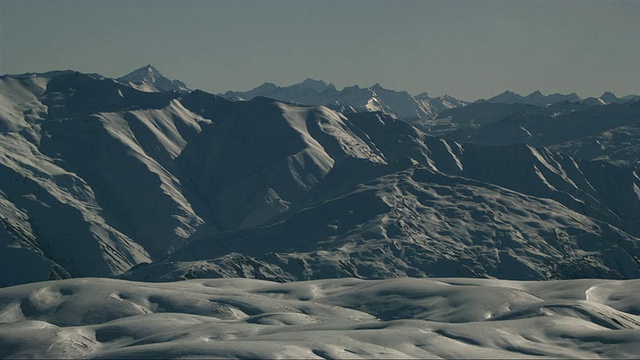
[[223, 79, 467, 122], [420, 90, 640, 168], [1, 66, 640, 358]]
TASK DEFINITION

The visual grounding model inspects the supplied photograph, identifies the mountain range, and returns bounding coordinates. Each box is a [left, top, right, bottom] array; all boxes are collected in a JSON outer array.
[[1, 67, 640, 288], [483, 89, 639, 106], [222, 78, 467, 122], [2, 65, 640, 358], [419, 94, 640, 168], [113, 64, 639, 122], [223, 75, 639, 123]]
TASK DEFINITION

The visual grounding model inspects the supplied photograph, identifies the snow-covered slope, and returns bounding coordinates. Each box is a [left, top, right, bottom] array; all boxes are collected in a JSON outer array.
[[116, 65, 190, 93], [1, 277, 640, 358], [423, 98, 640, 168], [0, 72, 207, 286], [2, 70, 640, 287], [127, 161, 640, 282], [222, 79, 467, 121], [124, 112, 640, 283], [178, 93, 385, 231]]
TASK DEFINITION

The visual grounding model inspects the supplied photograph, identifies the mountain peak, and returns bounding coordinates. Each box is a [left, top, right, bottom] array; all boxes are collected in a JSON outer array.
[[496, 90, 522, 97], [116, 65, 189, 93], [600, 91, 620, 103], [526, 90, 544, 98], [487, 90, 525, 104], [294, 78, 330, 92], [119, 64, 162, 82]]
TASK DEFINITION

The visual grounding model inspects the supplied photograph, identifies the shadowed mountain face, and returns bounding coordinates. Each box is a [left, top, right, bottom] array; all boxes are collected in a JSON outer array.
[[1, 70, 640, 286]]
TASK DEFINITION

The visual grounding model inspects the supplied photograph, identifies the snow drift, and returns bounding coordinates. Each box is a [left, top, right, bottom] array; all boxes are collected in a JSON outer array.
[[1, 277, 639, 358]]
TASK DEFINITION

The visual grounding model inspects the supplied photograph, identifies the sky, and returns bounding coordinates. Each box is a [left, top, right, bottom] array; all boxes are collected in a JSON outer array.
[[1, 0, 639, 101]]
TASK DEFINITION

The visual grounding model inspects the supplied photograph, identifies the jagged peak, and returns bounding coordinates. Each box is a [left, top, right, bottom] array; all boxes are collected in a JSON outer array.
[[486, 90, 525, 103], [525, 90, 544, 98], [441, 94, 461, 102], [140, 64, 157, 72], [118, 64, 163, 82], [499, 90, 520, 96], [251, 82, 279, 92], [600, 91, 620, 103], [342, 84, 362, 91], [293, 78, 331, 92], [300, 78, 327, 86], [115, 65, 189, 93]]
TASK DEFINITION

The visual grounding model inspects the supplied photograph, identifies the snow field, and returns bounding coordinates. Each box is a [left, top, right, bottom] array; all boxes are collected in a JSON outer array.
[[1, 277, 640, 358]]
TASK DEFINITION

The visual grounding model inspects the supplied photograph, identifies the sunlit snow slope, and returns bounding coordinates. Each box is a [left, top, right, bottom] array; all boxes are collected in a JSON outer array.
[[1, 277, 640, 358]]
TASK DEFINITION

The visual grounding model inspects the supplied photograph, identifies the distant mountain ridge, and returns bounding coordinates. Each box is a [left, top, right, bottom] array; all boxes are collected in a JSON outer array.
[[222, 79, 468, 121], [484, 89, 639, 106], [417, 91, 640, 168], [109, 66, 639, 122]]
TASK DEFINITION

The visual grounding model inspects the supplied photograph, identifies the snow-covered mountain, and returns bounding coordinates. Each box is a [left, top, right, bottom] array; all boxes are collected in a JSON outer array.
[[116, 64, 190, 93], [2, 69, 640, 287], [1, 277, 640, 358], [419, 97, 640, 168], [222, 79, 467, 121]]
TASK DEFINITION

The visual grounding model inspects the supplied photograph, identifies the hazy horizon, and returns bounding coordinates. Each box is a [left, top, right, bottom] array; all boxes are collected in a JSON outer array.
[[1, 0, 639, 100]]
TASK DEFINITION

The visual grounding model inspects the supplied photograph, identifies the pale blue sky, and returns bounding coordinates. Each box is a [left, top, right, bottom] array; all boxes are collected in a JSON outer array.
[[1, 0, 639, 100]]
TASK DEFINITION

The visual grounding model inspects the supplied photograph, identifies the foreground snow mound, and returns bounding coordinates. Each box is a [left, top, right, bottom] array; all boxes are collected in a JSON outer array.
[[1, 277, 639, 359]]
